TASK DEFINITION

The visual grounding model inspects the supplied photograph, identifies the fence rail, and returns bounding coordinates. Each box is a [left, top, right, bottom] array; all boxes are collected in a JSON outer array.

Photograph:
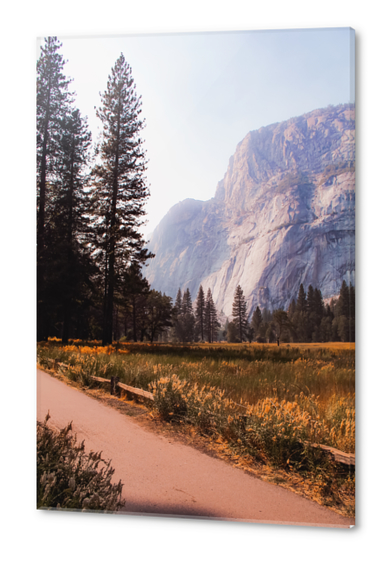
[[40, 357, 354, 466]]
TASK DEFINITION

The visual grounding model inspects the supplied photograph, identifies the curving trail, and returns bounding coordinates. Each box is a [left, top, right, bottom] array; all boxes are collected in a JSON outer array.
[[37, 369, 354, 527]]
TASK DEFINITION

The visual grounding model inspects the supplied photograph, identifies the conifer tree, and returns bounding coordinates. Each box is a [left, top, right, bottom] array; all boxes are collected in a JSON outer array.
[[172, 288, 183, 342], [250, 306, 263, 341], [195, 285, 206, 341], [288, 299, 296, 317], [273, 309, 290, 344], [307, 285, 315, 314], [37, 36, 73, 341], [306, 284, 316, 341], [349, 283, 355, 321], [296, 284, 307, 312], [205, 289, 219, 343], [336, 280, 350, 318], [50, 108, 93, 343], [182, 288, 195, 342], [121, 262, 150, 342], [92, 54, 151, 345], [144, 291, 173, 343], [232, 285, 248, 342], [182, 288, 193, 315], [174, 288, 182, 315]]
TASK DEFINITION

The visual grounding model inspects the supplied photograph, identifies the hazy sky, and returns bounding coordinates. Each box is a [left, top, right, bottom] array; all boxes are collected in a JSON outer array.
[[38, 28, 355, 236]]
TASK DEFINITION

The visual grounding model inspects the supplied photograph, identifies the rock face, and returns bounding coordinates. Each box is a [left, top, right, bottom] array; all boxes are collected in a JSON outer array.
[[145, 104, 355, 318]]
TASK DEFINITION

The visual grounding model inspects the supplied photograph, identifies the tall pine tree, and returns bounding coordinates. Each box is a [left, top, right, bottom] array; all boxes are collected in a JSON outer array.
[[195, 285, 206, 341], [182, 289, 195, 342], [250, 305, 263, 341], [37, 36, 73, 340], [232, 285, 248, 342], [93, 54, 151, 345], [205, 289, 219, 343], [50, 108, 93, 342]]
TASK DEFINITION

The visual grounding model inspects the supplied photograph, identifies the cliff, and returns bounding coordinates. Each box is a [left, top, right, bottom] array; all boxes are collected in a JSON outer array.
[[145, 104, 355, 318]]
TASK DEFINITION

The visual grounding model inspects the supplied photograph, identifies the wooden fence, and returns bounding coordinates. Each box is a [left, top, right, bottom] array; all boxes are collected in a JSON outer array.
[[40, 357, 354, 467]]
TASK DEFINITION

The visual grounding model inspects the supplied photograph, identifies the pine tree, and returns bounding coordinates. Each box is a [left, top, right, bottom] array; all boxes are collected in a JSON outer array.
[[144, 291, 173, 343], [336, 280, 350, 318], [306, 284, 316, 341], [307, 285, 315, 314], [174, 288, 182, 315], [182, 288, 195, 342], [172, 288, 183, 342], [37, 36, 73, 341], [250, 306, 263, 341], [314, 288, 324, 320], [232, 285, 248, 342], [288, 299, 296, 317], [273, 309, 290, 344], [182, 288, 193, 315], [335, 280, 355, 342], [92, 54, 151, 345], [48, 108, 93, 343], [205, 289, 219, 343], [294, 283, 309, 341], [349, 283, 355, 320], [195, 285, 206, 341], [121, 262, 150, 342], [296, 284, 307, 312]]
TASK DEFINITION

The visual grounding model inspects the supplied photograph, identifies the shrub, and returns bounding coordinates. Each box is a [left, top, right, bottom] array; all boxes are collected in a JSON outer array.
[[150, 375, 188, 421], [150, 375, 334, 469], [37, 413, 124, 512]]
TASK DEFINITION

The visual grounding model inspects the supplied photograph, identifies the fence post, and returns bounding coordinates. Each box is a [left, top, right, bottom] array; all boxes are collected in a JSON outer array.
[[110, 376, 119, 396]]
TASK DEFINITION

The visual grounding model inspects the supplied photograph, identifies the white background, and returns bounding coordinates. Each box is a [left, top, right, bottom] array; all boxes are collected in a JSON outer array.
[[1, 1, 386, 560]]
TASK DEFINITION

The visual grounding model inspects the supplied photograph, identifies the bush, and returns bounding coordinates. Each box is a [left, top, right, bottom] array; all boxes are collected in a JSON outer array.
[[150, 375, 188, 421], [37, 413, 124, 512], [149, 375, 340, 470]]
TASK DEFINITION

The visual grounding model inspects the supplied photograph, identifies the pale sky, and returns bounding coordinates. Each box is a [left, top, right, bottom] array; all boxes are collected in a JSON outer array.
[[38, 27, 355, 237]]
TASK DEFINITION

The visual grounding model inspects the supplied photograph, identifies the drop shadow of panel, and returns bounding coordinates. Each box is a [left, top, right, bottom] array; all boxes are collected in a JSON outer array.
[[37, 504, 354, 528], [38, 500, 222, 522], [120, 499, 221, 521]]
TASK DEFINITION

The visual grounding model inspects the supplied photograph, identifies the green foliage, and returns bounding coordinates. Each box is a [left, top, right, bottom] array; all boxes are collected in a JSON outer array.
[[92, 53, 152, 345], [250, 306, 263, 341], [144, 290, 173, 343], [232, 285, 248, 342], [37, 36, 75, 342], [195, 285, 206, 341], [205, 288, 219, 343], [37, 414, 124, 512], [288, 281, 355, 343]]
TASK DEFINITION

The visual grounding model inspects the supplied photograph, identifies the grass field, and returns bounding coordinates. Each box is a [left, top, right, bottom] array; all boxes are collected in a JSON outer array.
[[37, 339, 355, 516]]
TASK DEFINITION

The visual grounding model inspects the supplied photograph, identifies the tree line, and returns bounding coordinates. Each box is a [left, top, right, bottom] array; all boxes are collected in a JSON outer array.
[[225, 280, 355, 344], [136, 279, 355, 344]]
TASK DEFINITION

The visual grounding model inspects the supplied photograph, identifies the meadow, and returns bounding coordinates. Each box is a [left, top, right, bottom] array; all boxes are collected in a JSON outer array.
[[37, 340, 355, 514]]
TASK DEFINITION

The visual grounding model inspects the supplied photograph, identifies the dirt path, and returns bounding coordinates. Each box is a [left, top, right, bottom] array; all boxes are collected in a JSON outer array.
[[37, 369, 354, 527]]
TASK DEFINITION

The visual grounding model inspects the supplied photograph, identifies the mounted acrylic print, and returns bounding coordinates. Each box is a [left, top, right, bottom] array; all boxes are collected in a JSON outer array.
[[36, 27, 355, 527]]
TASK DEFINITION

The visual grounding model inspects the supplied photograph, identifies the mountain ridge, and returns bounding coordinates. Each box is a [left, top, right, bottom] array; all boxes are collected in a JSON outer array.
[[145, 104, 355, 318]]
